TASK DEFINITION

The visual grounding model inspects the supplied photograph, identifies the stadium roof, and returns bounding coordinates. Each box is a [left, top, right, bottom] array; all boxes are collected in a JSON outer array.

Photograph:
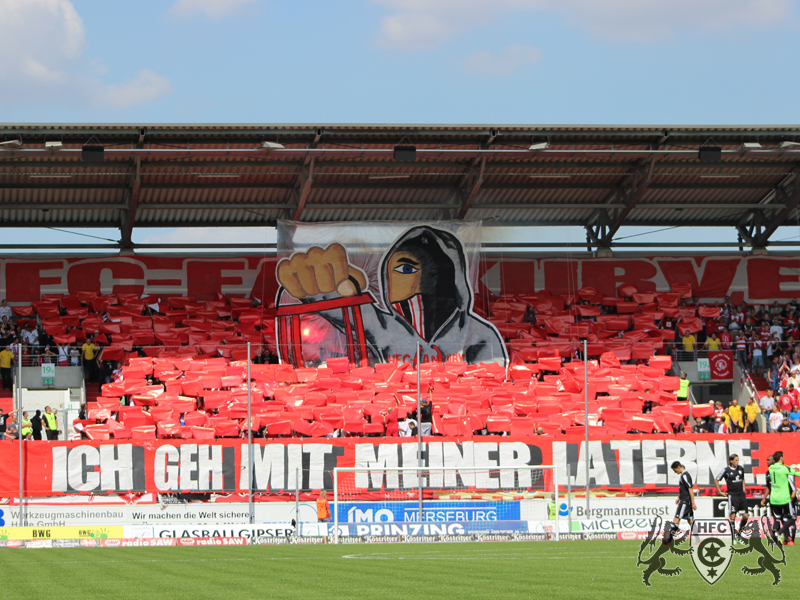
[[2, 123, 800, 251]]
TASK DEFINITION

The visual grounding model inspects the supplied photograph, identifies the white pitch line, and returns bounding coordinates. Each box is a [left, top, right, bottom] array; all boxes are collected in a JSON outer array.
[[0, 552, 638, 566]]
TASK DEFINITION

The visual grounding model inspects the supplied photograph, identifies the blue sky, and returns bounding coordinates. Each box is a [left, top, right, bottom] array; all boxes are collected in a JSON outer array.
[[1, 0, 800, 250], [2, 0, 799, 124]]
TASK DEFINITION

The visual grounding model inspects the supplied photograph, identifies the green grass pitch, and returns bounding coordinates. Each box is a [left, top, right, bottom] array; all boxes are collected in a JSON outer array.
[[0, 541, 796, 600]]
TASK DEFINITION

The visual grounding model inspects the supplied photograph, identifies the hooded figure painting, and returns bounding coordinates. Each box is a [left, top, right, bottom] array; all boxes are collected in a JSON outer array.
[[276, 225, 507, 366]]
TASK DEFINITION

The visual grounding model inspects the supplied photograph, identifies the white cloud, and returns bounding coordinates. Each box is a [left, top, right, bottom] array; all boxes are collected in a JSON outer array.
[[460, 44, 541, 76], [0, 0, 171, 108], [372, 0, 793, 48], [169, 0, 261, 20], [99, 70, 173, 108]]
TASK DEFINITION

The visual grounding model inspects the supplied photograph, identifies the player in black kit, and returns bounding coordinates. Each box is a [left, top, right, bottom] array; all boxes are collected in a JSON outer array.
[[714, 453, 749, 539], [663, 461, 696, 545]]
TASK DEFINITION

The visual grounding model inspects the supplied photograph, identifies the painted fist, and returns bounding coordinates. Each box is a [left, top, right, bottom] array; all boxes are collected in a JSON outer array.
[[277, 243, 367, 299]]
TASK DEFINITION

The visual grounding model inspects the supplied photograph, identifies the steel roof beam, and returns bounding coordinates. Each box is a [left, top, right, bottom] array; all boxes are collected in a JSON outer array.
[[0, 181, 781, 192], [292, 157, 315, 221], [3, 158, 800, 170], [457, 157, 486, 219], [120, 157, 141, 249], [600, 156, 657, 245], [753, 179, 800, 247], [0, 202, 785, 211]]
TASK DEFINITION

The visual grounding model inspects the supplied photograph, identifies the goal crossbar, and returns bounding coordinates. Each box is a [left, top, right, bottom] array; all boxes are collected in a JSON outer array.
[[332, 465, 559, 543]]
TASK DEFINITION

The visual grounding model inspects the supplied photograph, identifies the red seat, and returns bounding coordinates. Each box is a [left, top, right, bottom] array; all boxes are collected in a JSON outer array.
[[265, 420, 292, 437], [214, 420, 239, 437], [539, 423, 562, 435], [510, 417, 535, 436], [485, 416, 511, 433], [157, 422, 181, 437], [131, 425, 156, 440], [363, 423, 384, 435], [191, 426, 216, 440], [343, 420, 365, 435], [150, 407, 175, 423], [84, 424, 110, 440], [111, 428, 131, 439], [291, 419, 316, 437]]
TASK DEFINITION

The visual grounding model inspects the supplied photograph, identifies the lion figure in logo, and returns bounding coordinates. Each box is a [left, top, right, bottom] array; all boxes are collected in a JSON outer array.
[[732, 518, 786, 586], [637, 516, 693, 586]]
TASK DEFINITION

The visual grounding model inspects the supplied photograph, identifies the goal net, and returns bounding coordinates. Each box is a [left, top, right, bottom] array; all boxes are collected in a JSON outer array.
[[332, 465, 559, 542]]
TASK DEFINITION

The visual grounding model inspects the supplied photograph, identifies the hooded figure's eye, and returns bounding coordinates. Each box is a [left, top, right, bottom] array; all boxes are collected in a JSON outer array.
[[393, 264, 419, 275]]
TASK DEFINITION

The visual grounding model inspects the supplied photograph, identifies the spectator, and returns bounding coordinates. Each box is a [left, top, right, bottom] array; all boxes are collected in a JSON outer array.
[[703, 332, 721, 351], [0, 300, 12, 321], [0, 408, 11, 440], [40, 345, 55, 364], [768, 405, 783, 432], [523, 307, 536, 325], [69, 344, 80, 366], [744, 397, 760, 433], [20, 411, 32, 438], [727, 401, 744, 433], [677, 372, 690, 403], [770, 317, 784, 340], [81, 337, 99, 382], [420, 389, 433, 436], [719, 328, 733, 350], [21, 324, 38, 353], [717, 405, 732, 433], [0, 345, 13, 390], [30, 409, 42, 441], [536, 426, 545, 435], [751, 335, 765, 373], [381, 407, 399, 437], [43, 406, 58, 440], [768, 356, 781, 392], [713, 401, 725, 433], [398, 415, 413, 437], [5, 423, 18, 440], [316, 491, 331, 523], [57, 343, 69, 366], [682, 332, 696, 354], [759, 389, 776, 413], [735, 332, 749, 367], [777, 389, 794, 415], [776, 417, 794, 433]]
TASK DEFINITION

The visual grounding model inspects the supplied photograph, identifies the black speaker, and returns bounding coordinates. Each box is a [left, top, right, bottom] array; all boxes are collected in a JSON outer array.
[[82, 144, 105, 162], [393, 144, 416, 161], [698, 146, 721, 162]]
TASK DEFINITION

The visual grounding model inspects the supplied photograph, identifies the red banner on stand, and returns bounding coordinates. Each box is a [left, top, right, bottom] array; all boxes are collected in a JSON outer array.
[[709, 351, 733, 379], [0, 435, 795, 496]]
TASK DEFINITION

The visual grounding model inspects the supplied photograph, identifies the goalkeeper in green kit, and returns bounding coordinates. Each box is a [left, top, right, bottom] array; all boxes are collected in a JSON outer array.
[[765, 451, 800, 546]]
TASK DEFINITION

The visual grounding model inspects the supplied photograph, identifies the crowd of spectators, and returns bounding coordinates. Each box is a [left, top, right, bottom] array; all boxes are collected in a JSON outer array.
[[677, 297, 800, 373], [0, 285, 797, 441]]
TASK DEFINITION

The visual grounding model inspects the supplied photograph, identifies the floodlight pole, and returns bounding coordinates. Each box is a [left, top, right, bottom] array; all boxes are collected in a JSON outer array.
[[583, 340, 590, 516], [247, 342, 254, 524], [17, 343, 23, 526], [416, 342, 423, 522]]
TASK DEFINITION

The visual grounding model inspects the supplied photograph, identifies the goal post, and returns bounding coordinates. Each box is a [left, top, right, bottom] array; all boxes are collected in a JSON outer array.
[[332, 465, 559, 543]]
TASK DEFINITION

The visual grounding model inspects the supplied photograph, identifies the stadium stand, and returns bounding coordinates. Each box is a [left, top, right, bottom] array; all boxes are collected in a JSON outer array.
[[4, 282, 727, 442]]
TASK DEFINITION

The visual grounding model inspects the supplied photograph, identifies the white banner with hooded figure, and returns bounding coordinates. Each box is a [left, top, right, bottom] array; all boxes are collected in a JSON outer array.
[[275, 221, 507, 366]]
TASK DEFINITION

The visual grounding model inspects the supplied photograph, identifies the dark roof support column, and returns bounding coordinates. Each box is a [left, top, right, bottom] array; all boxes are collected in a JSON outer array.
[[457, 157, 486, 219], [292, 157, 315, 221], [120, 157, 141, 250]]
